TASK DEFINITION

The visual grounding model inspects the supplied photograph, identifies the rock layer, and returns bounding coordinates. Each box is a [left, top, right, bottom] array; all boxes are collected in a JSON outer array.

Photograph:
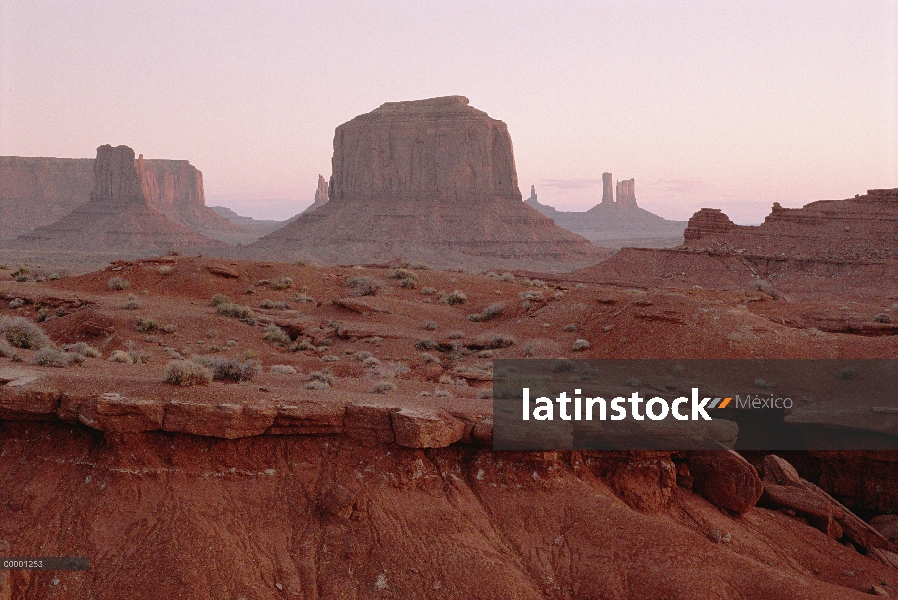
[[249, 96, 601, 271]]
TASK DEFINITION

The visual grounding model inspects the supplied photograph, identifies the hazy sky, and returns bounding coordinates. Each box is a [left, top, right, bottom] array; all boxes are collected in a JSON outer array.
[[1, 1, 896, 223]]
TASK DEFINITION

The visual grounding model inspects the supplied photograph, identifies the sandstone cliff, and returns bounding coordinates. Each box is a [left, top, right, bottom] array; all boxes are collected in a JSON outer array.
[[9, 145, 223, 253], [0, 157, 94, 240], [683, 189, 898, 260], [249, 96, 601, 271], [0, 153, 257, 244]]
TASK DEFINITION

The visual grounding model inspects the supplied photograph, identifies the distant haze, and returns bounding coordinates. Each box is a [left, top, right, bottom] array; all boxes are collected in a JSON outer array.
[[1, 1, 896, 224]]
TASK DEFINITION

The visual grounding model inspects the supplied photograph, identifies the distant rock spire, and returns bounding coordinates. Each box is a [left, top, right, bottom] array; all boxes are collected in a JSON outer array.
[[304, 174, 331, 213], [616, 178, 637, 209], [601, 173, 613, 205]]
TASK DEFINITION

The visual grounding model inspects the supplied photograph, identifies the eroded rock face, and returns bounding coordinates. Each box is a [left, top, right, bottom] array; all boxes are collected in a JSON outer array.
[[249, 96, 601, 271], [684, 190, 898, 260], [303, 174, 330, 213]]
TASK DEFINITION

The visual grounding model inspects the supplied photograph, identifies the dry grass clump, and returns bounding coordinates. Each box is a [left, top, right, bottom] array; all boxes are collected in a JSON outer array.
[[8, 298, 24, 309], [0, 339, 17, 358], [108, 276, 130, 291], [468, 302, 505, 322], [122, 295, 140, 310], [158, 265, 174, 276], [369, 381, 396, 394], [0, 316, 49, 349], [33, 346, 83, 368], [215, 302, 257, 326], [305, 369, 333, 390], [164, 360, 212, 386], [415, 338, 439, 350], [192, 356, 261, 382], [874, 313, 892, 324], [210, 293, 232, 307], [62, 342, 101, 358], [259, 299, 289, 310], [421, 320, 437, 331], [362, 356, 381, 368], [345, 276, 383, 297], [134, 317, 159, 333], [271, 277, 294, 290], [388, 269, 418, 288], [263, 324, 290, 346], [446, 330, 464, 339], [441, 290, 467, 305], [573, 339, 591, 351], [420, 352, 441, 365], [420, 287, 437, 296], [563, 324, 578, 332], [269, 364, 296, 375], [475, 333, 516, 349]]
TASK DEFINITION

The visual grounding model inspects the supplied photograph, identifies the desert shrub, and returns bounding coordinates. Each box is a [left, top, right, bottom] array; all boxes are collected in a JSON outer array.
[[354, 350, 373, 361], [344, 276, 383, 297], [389, 269, 418, 288], [421, 320, 437, 331], [122, 295, 140, 310], [320, 355, 340, 362], [874, 313, 892, 324], [271, 277, 294, 290], [485, 334, 516, 349], [420, 352, 441, 365], [215, 303, 257, 326], [134, 317, 159, 333], [161, 324, 177, 334], [108, 350, 134, 364], [0, 316, 49, 349], [0, 339, 17, 359], [415, 338, 439, 350], [164, 360, 212, 386], [36, 308, 51, 323], [563, 324, 578, 333], [158, 265, 174, 276], [441, 290, 467, 305], [362, 356, 381, 368], [193, 356, 261, 382], [210, 293, 232, 307], [33, 346, 82, 368], [269, 364, 296, 375], [108, 276, 129, 291], [519, 290, 544, 301], [434, 389, 452, 398], [420, 287, 437, 296], [263, 324, 290, 346], [259, 299, 289, 310], [304, 380, 329, 390], [573, 339, 590, 351], [500, 272, 515, 282], [48, 273, 62, 281], [8, 298, 24, 309], [255, 279, 271, 286], [291, 339, 314, 352], [438, 374, 467, 386], [476, 350, 495, 358], [468, 302, 505, 322], [446, 330, 464, 339], [370, 381, 396, 395], [308, 369, 334, 385], [62, 342, 101, 358], [293, 293, 314, 303]]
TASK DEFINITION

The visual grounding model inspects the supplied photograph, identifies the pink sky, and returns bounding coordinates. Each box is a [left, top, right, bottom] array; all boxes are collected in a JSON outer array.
[[1, 1, 896, 223]]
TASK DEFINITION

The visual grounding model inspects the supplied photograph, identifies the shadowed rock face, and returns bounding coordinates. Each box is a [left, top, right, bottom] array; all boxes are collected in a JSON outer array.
[[250, 96, 601, 271], [92, 145, 144, 203]]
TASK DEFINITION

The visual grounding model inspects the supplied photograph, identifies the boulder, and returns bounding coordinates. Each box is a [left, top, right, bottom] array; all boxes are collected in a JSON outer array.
[[687, 448, 763, 514], [391, 408, 465, 448]]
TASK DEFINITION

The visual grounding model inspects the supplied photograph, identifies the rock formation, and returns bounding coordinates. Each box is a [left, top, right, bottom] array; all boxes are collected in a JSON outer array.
[[683, 189, 898, 260], [249, 96, 601, 271], [525, 177, 687, 248], [601, 172, 614, 205], [209, 206, 292, 237], [0, 157, 94, 239], [0, 153, 256, 244], [9, 145, 223, 253], [303, 174, 330, 213]]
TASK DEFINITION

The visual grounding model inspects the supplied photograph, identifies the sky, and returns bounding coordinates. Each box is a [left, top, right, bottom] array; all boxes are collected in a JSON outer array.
[[1, 1, 896, 223]]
